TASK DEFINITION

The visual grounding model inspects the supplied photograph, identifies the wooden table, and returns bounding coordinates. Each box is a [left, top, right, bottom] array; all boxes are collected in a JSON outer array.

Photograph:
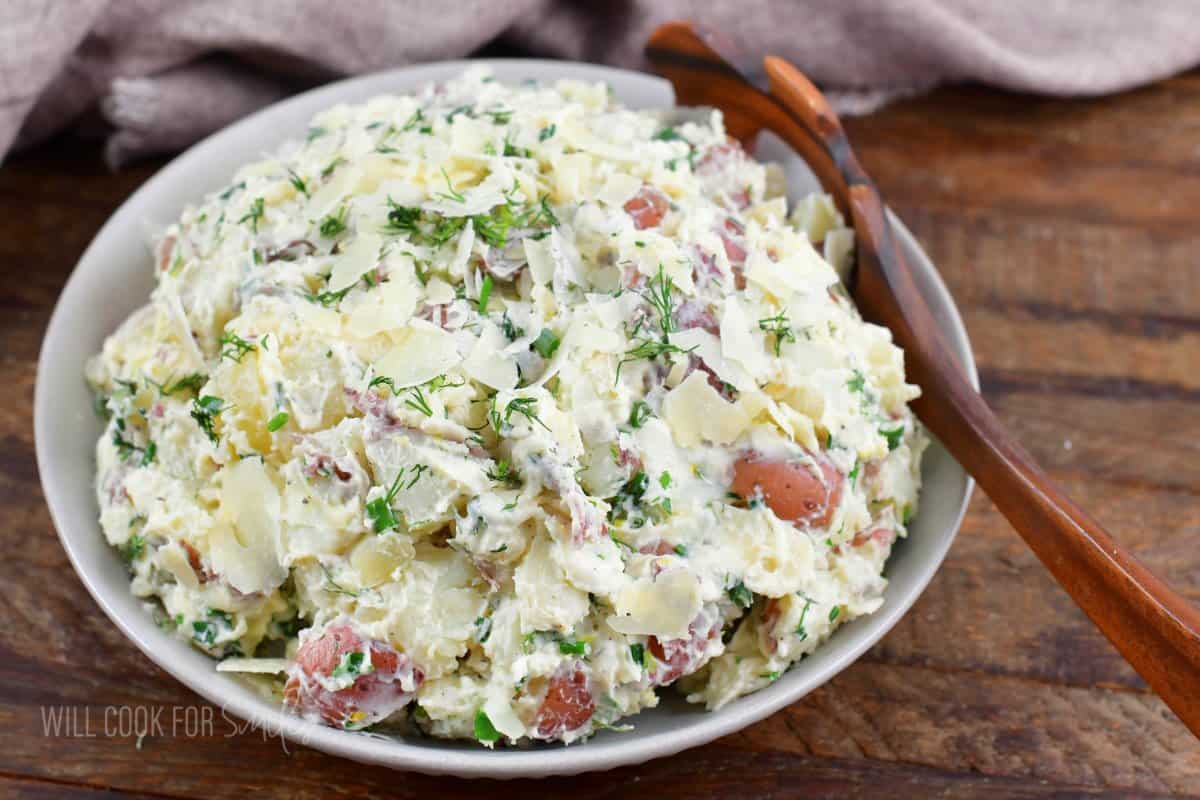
[[2, 72, 1198, 799]]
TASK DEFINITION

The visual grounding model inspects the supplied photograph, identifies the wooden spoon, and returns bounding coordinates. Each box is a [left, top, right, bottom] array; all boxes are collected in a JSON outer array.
[[646, 20, 1200, 736]]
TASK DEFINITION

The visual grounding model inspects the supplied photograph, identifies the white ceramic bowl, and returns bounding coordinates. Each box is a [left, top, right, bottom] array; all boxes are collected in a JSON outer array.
[[35, 59, 977, 778]]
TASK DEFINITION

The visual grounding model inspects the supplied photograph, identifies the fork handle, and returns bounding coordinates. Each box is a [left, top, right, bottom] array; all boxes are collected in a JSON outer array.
[[763, 58, 1200, 735]]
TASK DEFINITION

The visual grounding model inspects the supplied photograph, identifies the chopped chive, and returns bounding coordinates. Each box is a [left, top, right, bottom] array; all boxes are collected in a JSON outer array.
[[531, 328, 560, 359], [477, 275, 494, 314], [266, 412, 289, 432], [628, 400, 652, 428], [558, 638, 589, 656]]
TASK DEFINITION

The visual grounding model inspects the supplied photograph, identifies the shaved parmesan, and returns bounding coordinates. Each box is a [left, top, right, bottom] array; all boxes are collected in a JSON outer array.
[[662, 371, 751, 447], [720, 297, 768, 377], [598, 172, 642, 207], [464, 323, 517, 391], [328, 231, 382, 292], [523, 236, 555, 285], [515, 536, 589, 632], [216, 658, 290, 674], [483, 695, 526, 740], [344, 257, 419, 338], [670, 328, 750, 390], [744, 240, 834, 299], [308, 164, 362, 220], [374, 320, 461, 388], [212, 459, 286, 595], [607, 569, 702, 638]]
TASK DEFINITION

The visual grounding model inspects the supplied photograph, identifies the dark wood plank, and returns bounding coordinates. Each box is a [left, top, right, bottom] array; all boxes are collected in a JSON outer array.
[[0, 776, 170, 800]]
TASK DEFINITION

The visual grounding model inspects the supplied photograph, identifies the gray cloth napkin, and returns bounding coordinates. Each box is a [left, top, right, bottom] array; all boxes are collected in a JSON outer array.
[[4, 0, 1199, 167]]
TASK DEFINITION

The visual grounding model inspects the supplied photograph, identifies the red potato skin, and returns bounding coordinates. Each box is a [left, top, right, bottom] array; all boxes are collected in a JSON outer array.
[[851, 526, 897, 548], [648, 624, 719, 686], [731, 453, 844, 529], [624, 186, 669, 230], [284, 622, 421, 728], [534, 665, 594, 738]]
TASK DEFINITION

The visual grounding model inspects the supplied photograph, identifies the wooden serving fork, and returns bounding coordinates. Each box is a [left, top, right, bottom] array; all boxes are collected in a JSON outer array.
[[645, 20, 1200, 736]]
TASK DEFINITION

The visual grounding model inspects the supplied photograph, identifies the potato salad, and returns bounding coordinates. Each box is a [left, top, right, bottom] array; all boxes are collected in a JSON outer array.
[[87, 68, 926, 746]]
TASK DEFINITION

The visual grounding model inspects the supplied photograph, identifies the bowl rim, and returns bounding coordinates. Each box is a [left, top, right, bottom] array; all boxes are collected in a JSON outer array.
[[35, 57, 977, 779]]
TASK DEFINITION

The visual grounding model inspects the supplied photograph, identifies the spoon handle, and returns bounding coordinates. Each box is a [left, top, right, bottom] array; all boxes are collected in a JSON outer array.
[[762, 56, 1200, 737]]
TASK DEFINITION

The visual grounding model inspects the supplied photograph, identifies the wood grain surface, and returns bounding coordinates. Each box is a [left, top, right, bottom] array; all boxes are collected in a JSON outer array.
[[2, 72, 1199, 798]]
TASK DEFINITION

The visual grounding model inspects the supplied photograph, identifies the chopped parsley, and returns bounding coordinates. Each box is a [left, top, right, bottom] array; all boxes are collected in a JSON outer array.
[[629, 642, 647, 668], [319, 206, 348, 238], [500, 313, 525, 341], [502, 138, 532, 158], [330, 651, 372, 682], [538, 123, 556, 141], [473, 709, 501, 743], [880, 423, 905, 451], [383, 199, 422, 236], [111, 418, 156, 466], [607, 470, 670, 528], [728, 581, 754, 609], [558, 638, 589, 656], [121, 533, 145, 563], [191, 609, 232, 647]]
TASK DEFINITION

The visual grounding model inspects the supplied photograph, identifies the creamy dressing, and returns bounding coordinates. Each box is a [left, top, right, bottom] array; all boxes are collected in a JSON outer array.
[[87, 67, 926, 745]]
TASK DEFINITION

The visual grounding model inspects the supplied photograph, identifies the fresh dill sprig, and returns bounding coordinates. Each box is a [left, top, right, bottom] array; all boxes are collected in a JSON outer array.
[[438, 167, 466, 203], [218, 331, 256, 363], [616, 339, 695, 380], [238, 197, 265, 233], [642, 264, 678, 337], [286, 168, 309, 198], [758, 312, 796, 356], [190, 395, 225, 445]]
